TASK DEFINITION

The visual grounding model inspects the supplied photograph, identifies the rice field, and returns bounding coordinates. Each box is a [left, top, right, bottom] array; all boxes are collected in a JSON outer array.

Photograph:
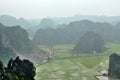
[[34, 43, 119, 80]]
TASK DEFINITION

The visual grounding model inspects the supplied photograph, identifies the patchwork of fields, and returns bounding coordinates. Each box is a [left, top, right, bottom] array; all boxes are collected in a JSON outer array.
[[35, 43, 120, 80]]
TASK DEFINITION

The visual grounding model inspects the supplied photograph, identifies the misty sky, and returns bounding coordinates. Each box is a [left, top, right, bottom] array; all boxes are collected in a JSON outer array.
[[0, 0, 120, 19]]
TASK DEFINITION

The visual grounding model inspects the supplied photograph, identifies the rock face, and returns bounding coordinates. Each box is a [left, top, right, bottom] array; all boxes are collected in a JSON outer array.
[[0, 23, 47, 64], [4, 26, 32, 53], [0, 23, 16, 64], [0, 23, 32, 53], [108, 53, 120, 79], [0, 15, 35, 37]]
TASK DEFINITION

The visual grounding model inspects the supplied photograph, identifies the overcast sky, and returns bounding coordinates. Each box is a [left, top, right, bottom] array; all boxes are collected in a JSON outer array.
[[0, 0, 120, 19]]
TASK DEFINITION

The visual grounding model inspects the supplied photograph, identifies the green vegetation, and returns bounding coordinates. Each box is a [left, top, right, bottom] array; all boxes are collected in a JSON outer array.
[[36, 55, 108, 80], [1, 17, 120, 80], [108, 54, 120, 79], [105, 43, 120, 53], [0, 57, 36, 80], [78, 56, 107, 68], [33, 20, 120, 45], [53, 44, 74, 50], [40, 44, 74, 52], [35, 43, 118, 80], [54, 52, 75, 59], [35, 43, 120, 80], [0, 23, 47, 67], [73, 32, 105, 53]]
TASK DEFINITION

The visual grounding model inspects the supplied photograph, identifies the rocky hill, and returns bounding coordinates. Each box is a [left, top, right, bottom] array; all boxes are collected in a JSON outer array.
[[33, 20, 120, 45], [0, 15, 35, 37], [0, 23, 47, 64]]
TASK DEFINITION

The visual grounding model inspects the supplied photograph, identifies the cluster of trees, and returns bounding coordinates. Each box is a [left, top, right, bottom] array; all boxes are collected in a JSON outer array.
[[73, 32, 105, 53], [0, 57, 36, 80], [108, 54, 120, 79]]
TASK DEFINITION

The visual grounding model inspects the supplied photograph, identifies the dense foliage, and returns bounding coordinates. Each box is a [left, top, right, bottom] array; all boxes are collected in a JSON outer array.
[[108, 54, 120, 79], [73, 32, 105, 53], [0, 57, 36, 80]]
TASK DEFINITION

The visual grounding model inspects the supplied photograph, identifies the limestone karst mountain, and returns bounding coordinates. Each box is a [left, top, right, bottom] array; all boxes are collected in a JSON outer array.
[[0, 23, 47, 64]]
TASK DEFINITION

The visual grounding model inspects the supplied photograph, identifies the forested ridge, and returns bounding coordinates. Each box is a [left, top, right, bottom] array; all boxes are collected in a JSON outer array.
[[33, 20, 120, 45]]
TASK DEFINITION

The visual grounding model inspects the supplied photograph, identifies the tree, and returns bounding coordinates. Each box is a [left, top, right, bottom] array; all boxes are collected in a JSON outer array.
[[73, 32, 105, 53], [108, 53, 120, 79], [0, 57, 36, 80]]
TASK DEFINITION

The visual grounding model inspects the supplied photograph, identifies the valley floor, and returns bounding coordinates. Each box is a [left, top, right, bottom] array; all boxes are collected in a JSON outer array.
[[35, 55, 109, 80], [35, 43, 120, 80]]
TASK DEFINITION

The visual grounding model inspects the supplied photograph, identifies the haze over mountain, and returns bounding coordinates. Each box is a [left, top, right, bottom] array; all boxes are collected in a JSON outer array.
[[1, 0, 120, 80], [0, 23, 47, 65], [1, 15, 120, 38], [0, 0, 120, 18], [33, 20, 120, 45]]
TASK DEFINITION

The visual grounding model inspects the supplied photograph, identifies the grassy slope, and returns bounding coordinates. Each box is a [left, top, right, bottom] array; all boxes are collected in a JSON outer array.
[[35, 43, 120, 80]]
